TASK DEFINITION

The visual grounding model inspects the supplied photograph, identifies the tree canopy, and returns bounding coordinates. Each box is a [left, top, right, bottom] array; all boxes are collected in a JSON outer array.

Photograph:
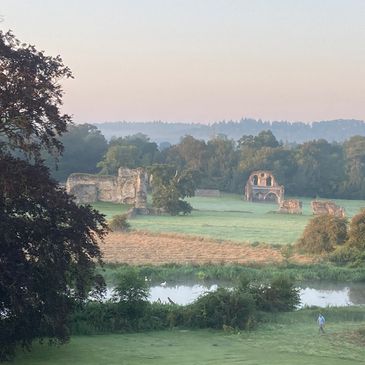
[[0, 31, 107, 361], [0, 30, 72, 159], [149, 164, 199, 215]]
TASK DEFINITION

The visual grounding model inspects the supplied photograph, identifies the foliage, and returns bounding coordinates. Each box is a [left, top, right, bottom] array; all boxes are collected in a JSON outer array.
[[45, 124, 108, 181], [0, 156, 107, 360], [71, 273, 300, 336], [102, 263, 365, 287], [347, 209, 365, 251], [329, 246, 364, 267], [239, 275, 300, 312], [109, 214, 131, 232], [0, 30, 72, 159], [296, 215, 348, 254], [149, 164, 199, 215], [0, 31, 107, 361], [185, 288, 256, 330], [97, 134, 161, 174], [112, 269, 149, 303], [329, 209, 365, 266]]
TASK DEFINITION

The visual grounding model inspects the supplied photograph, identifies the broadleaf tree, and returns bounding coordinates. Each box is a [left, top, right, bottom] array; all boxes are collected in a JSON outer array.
[[0, 30, 107, 361], [149, 164, 200, 215]]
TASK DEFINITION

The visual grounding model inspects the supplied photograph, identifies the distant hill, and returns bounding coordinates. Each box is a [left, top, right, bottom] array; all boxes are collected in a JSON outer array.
[[93, 119, 365, 144]]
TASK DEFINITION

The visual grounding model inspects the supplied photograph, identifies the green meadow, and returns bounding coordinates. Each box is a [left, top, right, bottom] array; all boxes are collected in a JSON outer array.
[[14, 308, 365, 365], [93, 194, 365, 245]]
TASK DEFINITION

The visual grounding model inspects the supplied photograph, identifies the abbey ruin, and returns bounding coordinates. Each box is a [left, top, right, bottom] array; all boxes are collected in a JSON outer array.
[[66, 167, 148, 211], [245, 171, 284, 204]]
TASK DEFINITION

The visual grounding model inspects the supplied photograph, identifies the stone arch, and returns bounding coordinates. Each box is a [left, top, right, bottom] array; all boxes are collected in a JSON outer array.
[[264, 191, 279, 203]]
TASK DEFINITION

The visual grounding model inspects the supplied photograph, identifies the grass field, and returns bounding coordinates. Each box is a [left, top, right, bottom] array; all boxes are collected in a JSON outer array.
[[92, 194, 365, 245], [14, 309, 365, 365]]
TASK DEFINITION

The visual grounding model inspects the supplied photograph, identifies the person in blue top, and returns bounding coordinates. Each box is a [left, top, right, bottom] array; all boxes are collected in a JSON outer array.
[[317, 313, 325, 334]]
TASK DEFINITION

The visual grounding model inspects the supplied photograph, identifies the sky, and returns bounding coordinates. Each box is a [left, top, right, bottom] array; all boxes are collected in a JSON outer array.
[[1, 0, 365, 124]]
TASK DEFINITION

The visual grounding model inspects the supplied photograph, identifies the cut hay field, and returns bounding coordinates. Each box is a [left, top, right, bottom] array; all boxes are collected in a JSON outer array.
[[14, 309, 365, 365], [100, 231, 297, 265], [93, 194, 365, 245]]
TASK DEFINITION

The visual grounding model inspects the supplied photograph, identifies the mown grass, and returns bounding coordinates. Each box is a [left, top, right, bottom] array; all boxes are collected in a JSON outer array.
[[93, 194, 365, 245], [14, 308, 365, 365]]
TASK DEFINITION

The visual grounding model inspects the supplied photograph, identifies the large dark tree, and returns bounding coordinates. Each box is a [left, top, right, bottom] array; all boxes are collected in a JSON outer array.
[[0, 31, 72, 158], [0, 31, 107, 361]]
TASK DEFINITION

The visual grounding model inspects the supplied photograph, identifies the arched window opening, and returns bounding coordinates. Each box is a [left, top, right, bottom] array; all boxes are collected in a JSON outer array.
[[266, 176, 272, 186], [252, 175, 258, 185]]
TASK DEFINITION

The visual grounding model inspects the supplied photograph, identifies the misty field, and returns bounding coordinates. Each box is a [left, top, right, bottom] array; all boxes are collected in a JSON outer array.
[[14, 308, 365, 365], [93, 194, 365, 245]]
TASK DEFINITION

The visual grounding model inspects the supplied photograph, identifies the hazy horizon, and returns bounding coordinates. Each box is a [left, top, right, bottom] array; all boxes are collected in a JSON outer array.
[[1, 1, 365, 124]]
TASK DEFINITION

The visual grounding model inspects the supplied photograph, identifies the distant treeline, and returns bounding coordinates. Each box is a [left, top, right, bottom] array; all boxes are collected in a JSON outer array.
[[46, 124, 365, 200], [94, 119, 365, 144]]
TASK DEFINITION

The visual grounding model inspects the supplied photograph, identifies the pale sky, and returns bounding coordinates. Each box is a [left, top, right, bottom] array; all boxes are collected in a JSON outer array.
[[1, 0, 365, 123]]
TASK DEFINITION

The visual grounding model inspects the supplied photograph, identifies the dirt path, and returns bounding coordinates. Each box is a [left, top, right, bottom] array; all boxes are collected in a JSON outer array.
[[101, 231, 291, 265]]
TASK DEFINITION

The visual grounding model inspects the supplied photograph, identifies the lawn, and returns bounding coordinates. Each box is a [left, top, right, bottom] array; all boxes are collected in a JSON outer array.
[[92, 194, 365, 245], [14, 309, 365, 365]]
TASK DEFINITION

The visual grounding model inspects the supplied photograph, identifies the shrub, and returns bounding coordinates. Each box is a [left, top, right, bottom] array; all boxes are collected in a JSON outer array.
[[296, 215, 347, 254], [246, 276, 300, 312], [112, 269, 149, 303], [348, 209, 365, 251], [109, 214, 130, 232], [329, 246, 365, 267], [185, 288, 256, 330]]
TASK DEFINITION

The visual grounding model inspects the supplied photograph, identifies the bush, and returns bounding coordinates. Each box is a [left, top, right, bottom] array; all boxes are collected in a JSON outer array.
[[348, 209, 365, 250], [185, 288, 256, 330], [244, 276, 300, 312], [112, 269, 149, 303], [109, 214, 130, 232], [329, 246, 365, 267], [296, 215, 347, 254]]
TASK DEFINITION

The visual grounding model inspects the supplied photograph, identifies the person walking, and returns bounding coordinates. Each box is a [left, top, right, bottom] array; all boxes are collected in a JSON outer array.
[[317, 313, 325, 334]]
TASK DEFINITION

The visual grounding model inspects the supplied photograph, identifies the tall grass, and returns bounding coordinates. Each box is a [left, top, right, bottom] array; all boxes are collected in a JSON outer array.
[[100, 263, 365, 286]]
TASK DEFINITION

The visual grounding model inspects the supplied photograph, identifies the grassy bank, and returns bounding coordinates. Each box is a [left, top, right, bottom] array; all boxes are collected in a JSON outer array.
[[14, 308, 365, 365], [100, 263, 365, 286], [93, 194, 365, 245]]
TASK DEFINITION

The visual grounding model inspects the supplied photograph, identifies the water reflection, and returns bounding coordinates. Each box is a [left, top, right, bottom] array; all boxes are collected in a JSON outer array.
[[148, 282, 365, 307]]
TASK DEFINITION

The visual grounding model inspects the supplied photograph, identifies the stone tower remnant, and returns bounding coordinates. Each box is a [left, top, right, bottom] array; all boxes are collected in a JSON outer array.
[[245, 170, 284, 204]]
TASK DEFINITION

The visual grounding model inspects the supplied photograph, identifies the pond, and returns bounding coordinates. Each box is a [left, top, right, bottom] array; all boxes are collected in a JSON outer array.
[[147, 282, 365, 307]]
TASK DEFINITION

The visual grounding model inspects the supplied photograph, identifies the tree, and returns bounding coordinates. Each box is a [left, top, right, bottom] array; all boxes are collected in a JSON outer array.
[[347, 209, 365, 251], [292, 140, 345, 198], [45, 123, 108, 181], [0, 31, 72, 159], [149, 164, 199, 215], [0, 31, 107, 360], [296, 215, 347, 254], [97, 134, 160, 174], [341, 136, 365, 199]]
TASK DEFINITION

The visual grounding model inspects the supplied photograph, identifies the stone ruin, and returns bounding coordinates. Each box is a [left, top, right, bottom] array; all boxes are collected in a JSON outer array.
[[311, 200, 346, 218], [66, 167, 148, 212], [278, 199, 302, 214], [245, 170, 284, 204]]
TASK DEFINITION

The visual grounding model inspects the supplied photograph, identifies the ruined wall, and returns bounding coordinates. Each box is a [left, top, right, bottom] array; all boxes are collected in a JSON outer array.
[[311, 200, 346, 218], [245, 170, 284, 204], [278, 199, 302, 214], [66, 174, 118, 204], [66, 168, 147, 208]]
